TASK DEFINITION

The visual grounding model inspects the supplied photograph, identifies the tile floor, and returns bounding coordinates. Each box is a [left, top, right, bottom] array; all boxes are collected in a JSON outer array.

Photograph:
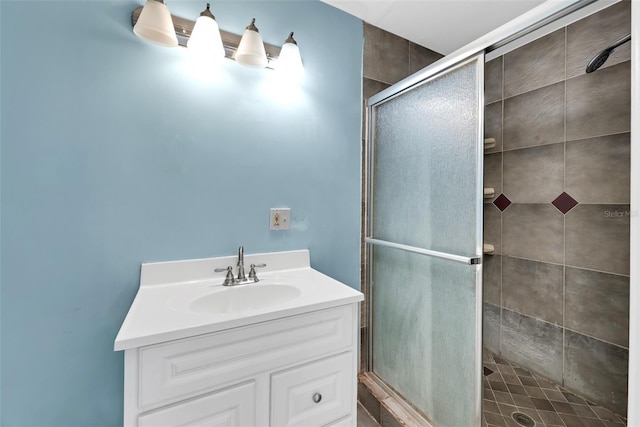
[[483, 352, 627, 427], [358, 402, 381, 427]]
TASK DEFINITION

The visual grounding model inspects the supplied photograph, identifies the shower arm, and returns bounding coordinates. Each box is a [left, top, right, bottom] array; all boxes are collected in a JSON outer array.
[[607, 33, 632, 51]]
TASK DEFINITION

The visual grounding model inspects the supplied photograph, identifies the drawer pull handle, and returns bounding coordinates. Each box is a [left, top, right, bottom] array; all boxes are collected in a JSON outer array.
[[312, 393, 322, 403]]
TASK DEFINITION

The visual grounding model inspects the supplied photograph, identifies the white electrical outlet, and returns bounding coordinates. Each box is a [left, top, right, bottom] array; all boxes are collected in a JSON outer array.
[[270, 208, 291, 230]]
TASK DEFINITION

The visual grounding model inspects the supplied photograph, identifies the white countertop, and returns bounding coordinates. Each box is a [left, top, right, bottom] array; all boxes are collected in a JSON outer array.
[[114, 249, 363, 351]]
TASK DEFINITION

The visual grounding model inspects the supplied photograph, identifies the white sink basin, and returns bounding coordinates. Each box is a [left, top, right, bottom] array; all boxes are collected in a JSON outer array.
[[114, 250, 364, 351], [188, 284, 301, 314]]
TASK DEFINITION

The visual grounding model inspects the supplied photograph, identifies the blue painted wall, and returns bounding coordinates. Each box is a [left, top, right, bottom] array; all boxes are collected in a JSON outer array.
[[0, 1, 362, 425]]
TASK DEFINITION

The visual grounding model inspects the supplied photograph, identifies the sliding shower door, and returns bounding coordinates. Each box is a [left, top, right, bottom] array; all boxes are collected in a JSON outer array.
[[366, 54, 484, 426]]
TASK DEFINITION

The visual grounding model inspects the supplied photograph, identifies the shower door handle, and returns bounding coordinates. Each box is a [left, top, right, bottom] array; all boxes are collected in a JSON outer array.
[[365, 237, 481, 265]]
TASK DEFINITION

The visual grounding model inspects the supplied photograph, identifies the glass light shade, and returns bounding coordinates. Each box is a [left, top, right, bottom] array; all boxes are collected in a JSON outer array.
[[133, 0, 178, 47], [235, 19, 268, 68], [187, 9, 225, 62], [277, 33, 304, 79]]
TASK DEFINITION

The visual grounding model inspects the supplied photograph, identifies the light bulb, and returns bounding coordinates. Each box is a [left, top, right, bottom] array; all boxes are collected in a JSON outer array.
[[133, 0, 178, 47], [234, 18, 268, 68]]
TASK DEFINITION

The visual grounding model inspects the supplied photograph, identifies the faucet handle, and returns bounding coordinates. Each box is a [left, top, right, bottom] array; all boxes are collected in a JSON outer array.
[[248, 263, 267, 282], [214, 266, 236, 286]]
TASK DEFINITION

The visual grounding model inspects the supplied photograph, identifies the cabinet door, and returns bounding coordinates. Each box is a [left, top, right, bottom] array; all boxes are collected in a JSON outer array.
[[271, 352, 353, 427], [138, 381, 256, 427]]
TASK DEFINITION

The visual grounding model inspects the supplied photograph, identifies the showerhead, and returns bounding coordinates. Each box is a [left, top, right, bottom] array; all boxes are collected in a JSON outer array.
[[585, 33, 631, 73], [586, 50, 612, 73]]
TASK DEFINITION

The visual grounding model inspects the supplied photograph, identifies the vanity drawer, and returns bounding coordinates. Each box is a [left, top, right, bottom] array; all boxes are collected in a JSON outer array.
[[270, 352, 353, 427], [138, 381, 256, 427], [139, 304, 354, 409]]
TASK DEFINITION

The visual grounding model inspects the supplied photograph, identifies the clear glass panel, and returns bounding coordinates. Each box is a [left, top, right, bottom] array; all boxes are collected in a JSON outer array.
[[372, 246, 478, 426], [372, 60, 480, 256], [368, 57, 482, 426]]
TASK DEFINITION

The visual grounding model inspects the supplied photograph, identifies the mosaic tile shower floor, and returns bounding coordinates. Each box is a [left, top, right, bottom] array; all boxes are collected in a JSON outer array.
[[483, 352, 626, 427]]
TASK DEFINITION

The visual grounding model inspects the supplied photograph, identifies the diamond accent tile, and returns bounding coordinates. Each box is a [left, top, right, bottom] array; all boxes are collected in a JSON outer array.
[[493, 194, 512, 211], [552, 192, 579, 214]]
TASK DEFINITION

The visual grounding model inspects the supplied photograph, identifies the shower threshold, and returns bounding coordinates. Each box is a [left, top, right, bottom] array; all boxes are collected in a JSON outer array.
[[358, 372, 434, 427], [483, 351, 627, 427]]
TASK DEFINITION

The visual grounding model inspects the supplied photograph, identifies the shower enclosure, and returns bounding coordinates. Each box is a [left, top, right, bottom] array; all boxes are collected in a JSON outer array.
[[361, 1, 638, 426]]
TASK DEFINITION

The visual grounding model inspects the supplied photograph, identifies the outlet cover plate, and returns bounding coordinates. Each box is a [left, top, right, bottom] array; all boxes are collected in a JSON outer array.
[[270, 208, 291, 230]]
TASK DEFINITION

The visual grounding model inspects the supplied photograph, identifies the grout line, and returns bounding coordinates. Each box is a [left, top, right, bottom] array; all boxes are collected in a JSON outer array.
[[566, 264, 630, 277], [497, 254, 564, 268], [497, 129, 631, 154], [562, 260, 568, 386], [498, 58, 630, 102], [563, 25, 568, 192], [564, 129, 631, 144], [497, 253, 630, 278], [499, 54, 505, 357], [500, 140, 564, 153], [500, 305, 630, 350], [562, 326, 630, 350], [501, 77, 566, 101], [562, 25, 567, 387], [498, 202, 631, 205]]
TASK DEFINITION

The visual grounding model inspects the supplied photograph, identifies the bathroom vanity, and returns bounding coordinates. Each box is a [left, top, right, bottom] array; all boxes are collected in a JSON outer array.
[[115, 250, 363, 427]]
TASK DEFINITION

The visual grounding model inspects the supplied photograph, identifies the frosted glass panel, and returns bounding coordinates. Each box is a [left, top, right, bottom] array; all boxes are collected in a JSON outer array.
[[368, 56, 482, 426], [372, 61, 480, 255], [372, 246, 478, 426]]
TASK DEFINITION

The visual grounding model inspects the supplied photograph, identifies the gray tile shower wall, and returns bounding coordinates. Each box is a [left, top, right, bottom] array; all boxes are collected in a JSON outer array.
[[500, 308, 564, 384], [503, 143, 564, 203], [564, 330, 629, 415], [502, 257, 563, 325], [484, 101, 503, 153], [503, 82, 565, 150], [565, 133, 631, 204], [482, 1, 630, 416], [484, 56, 503, 104], [363, 23, 442, 86], [566, 61, 631, 140], [503, 29, 565, 97], [565, 204, 630, 275], [565, 267, 630, 347], [483, 254, 501, 306], [502, 204, 564, 264]]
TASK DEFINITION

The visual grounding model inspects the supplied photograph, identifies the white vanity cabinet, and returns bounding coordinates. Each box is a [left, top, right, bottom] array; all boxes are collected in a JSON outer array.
[[116, 250, 363, 426], [122, 303, 359, 427]]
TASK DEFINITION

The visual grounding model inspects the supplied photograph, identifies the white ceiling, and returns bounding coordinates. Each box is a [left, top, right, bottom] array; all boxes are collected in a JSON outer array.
[[321, 0, 546, 54]]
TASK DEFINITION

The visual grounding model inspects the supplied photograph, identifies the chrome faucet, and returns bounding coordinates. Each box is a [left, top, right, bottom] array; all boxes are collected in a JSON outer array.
[[214, 246, 267, 286], [237, 246, 247, 282]]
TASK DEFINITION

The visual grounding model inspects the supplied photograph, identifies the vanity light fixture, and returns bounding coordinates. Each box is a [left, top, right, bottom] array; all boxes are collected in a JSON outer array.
[[187, 3, 225, 62], [234, 19, 268, 69], [130, 3, 304, 74], [133, 0, 178, 47]]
